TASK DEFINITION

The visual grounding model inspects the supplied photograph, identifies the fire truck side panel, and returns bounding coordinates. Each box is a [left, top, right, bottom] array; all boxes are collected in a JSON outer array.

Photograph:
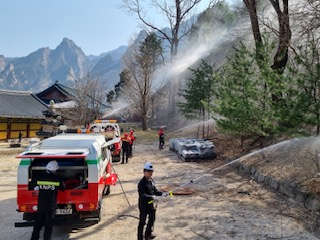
[[17, 159, 30, 188]]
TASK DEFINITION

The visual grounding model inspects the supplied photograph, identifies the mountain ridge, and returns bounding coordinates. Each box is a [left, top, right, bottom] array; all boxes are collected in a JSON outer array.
[[0, 37, 127, 93]]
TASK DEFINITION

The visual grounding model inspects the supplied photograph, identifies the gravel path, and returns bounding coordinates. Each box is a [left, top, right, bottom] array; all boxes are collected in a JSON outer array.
[[1, 142, 319, 240]]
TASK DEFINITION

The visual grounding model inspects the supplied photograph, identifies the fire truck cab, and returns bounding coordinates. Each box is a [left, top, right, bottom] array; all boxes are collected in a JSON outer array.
[[15, 134, 117, 227]]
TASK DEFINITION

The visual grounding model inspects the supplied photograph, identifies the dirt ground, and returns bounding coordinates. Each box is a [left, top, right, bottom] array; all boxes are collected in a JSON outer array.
[[1, 137, 320, 240]]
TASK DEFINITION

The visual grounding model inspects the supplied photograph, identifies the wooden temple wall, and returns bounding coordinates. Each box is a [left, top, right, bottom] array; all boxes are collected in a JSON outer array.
[[0, 118, 42, 141]]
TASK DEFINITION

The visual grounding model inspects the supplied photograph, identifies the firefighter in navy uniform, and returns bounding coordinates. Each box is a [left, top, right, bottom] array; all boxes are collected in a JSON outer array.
[[137, 162, 167, 240], [30, 160, 65, 240]]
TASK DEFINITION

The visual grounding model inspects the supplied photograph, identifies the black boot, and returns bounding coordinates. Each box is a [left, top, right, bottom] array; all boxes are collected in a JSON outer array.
[[145, 234, 156, 239]]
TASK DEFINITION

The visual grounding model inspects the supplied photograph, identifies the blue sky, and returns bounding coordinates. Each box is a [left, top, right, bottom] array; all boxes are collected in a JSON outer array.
[[0, 0, 238, 58]]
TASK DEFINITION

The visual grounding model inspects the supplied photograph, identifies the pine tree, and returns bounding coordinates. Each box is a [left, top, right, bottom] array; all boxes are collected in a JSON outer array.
[[214, 41, 284, 144], [214, 36, 306, 143], [293, 37, 320, 134], [178, 60, 218, 137]]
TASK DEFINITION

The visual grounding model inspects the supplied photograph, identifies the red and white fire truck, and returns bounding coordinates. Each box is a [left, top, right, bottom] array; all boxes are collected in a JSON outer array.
[[15, 133, 117, 227]]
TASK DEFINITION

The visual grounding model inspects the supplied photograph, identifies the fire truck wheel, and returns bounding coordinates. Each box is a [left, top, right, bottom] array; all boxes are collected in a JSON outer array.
[[103, 185, 110, 196]]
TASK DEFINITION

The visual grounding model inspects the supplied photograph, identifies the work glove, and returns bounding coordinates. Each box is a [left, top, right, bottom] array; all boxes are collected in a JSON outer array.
[[162, 192, 169, 197]]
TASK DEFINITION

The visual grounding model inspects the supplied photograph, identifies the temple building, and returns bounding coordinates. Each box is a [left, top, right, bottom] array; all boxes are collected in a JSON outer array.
[[0, 90, 48, 141]]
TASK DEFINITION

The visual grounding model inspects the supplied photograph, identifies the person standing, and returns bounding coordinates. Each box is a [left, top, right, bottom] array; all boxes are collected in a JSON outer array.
[[158, 128, 165, 150], [129, 129, 135, 157], [18, 131, 23, 143], [121, 133, 131, 164], [137, 162, 167, 240], [30, 160, 65, 240]]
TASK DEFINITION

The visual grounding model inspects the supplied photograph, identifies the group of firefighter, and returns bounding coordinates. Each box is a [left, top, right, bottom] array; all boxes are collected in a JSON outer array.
[[121, 129, 136, 164], [120, 127, 165, 163]]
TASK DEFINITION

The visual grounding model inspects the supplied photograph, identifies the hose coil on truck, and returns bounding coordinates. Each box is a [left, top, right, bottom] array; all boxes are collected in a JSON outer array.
[[15, 134, 117, 227]]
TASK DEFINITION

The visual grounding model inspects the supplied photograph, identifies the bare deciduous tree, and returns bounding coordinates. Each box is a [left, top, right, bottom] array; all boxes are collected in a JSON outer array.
[[68, 71, 108, 126], [243, 0, 291, 74], [122, 33, 163, 130], [121, 0, 209, 58], [291, 0, 320, 39], [242, 0, 291, 105]]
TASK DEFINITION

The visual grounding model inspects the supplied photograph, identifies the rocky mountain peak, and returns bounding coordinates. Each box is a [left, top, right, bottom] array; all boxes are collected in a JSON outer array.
[[55, 37, 82, 54]]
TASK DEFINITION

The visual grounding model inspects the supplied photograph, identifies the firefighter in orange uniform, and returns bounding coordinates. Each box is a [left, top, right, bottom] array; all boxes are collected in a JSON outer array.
[[158, 128, 165, 150], [121, 133, 131, 164], [129, 129, 135, 157]]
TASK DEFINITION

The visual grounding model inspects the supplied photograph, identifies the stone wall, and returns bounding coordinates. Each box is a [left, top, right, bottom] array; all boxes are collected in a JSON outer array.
[[235, 162, 320, 211]]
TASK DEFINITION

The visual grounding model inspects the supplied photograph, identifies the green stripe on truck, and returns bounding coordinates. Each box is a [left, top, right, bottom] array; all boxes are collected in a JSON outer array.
[[19, 159, 31, 165], [86, 155, 102, 164], [19, 156, 103, 165], [86, 160, 98, 164]]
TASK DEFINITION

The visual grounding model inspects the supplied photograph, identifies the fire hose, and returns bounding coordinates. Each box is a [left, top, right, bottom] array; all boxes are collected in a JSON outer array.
[[111, 164, 131, 206], [147, 158, 240, 204], [148, 173, 211, 204]]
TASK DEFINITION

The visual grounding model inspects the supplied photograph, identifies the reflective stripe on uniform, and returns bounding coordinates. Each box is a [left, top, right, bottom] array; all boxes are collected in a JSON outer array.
[[37, 181, 60, 186]]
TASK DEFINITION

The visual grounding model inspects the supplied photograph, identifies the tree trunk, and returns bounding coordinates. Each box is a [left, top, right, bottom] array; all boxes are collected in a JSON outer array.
[[244, 0, 291, 104], [142, 94, 147, 131], [270, 0, 291, 74], [243, 0, 263, 49], [243, 0, 291, 71]]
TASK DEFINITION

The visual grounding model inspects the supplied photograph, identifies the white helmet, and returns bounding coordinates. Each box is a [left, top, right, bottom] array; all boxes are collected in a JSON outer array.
[[46, 160, 59, 171], [143, 162, 154, 171]]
